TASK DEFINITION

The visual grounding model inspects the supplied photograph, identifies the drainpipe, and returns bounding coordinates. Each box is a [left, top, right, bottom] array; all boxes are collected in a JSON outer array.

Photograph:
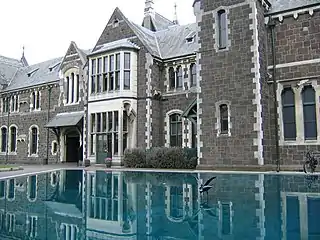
[[5, 94, 10, 164], [45, 86, 52, 165], [268, 17, 280, 172]]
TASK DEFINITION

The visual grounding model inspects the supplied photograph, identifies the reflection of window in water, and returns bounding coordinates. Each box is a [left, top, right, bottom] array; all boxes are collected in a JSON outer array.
[[218, 201, 233, 237], [61, 223, 78, 240], [28, 175, 37, 201], [282, 193, 320, 239], [7, 179, 15, 200], [26, 215, 37, 238], [89, 173, 125, 222], [6, 213, 15, 233], [170, 186, 184, 219], [0, 181, 5, 198]]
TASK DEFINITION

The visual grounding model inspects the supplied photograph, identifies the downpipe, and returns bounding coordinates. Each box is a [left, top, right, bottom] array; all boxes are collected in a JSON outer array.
[[268, 17, 281, 172]]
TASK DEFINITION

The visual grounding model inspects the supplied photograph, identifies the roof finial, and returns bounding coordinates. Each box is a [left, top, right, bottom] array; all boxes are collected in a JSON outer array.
[[173, 2, 179, 25], [144, 0, 155, 17], [20, 45, 29, 67]]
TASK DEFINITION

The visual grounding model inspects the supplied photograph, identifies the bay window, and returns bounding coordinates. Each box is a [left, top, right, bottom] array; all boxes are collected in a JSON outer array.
[[90, 51, 132, 93]]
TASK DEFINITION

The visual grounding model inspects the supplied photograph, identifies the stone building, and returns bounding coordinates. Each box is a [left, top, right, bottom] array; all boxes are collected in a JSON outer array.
[[0, 0, 320, 167]]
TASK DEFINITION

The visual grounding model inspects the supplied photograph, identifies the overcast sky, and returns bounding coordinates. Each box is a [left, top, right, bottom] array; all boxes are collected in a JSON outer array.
[[0, 0, 195, 65]]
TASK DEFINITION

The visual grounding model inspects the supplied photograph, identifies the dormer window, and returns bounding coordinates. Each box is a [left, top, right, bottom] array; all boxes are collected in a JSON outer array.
[[112, 18, 119, 28], [49, 62, 61, 72], [27, 68, 39, 77], [185, 31, 196, 43]]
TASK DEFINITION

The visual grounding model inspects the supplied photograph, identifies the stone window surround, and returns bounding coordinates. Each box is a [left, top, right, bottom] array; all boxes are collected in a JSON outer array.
[[51, 140, 58, 155], [165, 62, 197, 93], [28, 125, 39, 157], [27, 175, 37, 202], [63, 68, 80, 106], [0, 125, 7, 154], [30, 90, 41, 112], [278, 80, 320, 146], [165, 109, 192, 147], [89, 50, 133, 94], [213, 7, 231, 52], [9, 95, 19, 113], [8, 124, 18, 154], [0, 95, 19, 113], [215, 100, 232, 137]]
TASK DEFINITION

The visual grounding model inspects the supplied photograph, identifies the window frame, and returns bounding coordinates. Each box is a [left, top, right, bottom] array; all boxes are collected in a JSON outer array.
[[29, 125, 39, 157], [217, 9, 228, 50], [0, 126, 7, 153], [281, 87, 297, 141], [9, 125, 17, 153]]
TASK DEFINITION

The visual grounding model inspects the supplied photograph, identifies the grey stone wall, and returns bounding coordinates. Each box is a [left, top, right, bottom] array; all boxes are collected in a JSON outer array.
[[198, 0, 259, 165], [266, 10, 320, 165]]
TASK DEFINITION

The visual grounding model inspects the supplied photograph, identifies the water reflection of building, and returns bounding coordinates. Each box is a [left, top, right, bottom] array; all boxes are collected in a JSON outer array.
[[0, 170, 83, 240], [85, 171, 137, 239]]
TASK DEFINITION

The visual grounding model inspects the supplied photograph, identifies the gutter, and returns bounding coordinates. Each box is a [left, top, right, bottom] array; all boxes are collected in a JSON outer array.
[[265, 3, 320, 16], [268, 17, 280, 172]]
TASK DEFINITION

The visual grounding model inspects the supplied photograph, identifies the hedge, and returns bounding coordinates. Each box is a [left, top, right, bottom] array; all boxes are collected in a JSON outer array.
[[123, 147, 197, 169]]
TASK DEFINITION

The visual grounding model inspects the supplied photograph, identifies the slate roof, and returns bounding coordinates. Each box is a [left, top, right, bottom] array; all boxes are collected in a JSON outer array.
[[0, 55, 23, 85], [268, 0, 320, 13], [90, 38, 140, 56], [45, 111, 84, 128], [4, 57, 62, 91]]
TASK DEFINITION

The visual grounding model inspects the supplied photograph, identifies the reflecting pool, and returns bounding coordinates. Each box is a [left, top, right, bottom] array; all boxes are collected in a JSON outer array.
[[0, 170, 319, 239]]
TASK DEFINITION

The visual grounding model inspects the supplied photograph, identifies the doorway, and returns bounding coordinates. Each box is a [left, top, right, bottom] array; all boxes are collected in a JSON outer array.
[[65, 130, 81, 163]]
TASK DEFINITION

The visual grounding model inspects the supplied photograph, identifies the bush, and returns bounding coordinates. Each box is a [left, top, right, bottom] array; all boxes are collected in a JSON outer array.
[[123, 148, 146, 168], [123, 147, 197, 169]]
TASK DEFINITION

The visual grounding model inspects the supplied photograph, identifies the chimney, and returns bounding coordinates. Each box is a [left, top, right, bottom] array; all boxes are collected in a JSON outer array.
[[193, 0, 201, 22], [144, 0, 155, 18]]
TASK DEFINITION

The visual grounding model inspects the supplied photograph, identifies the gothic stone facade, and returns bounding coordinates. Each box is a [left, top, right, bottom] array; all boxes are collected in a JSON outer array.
[[0, 0, 320, 167]]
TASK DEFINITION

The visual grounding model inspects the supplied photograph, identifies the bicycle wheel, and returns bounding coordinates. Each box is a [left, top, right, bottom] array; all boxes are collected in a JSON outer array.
[[303, 160, 315, 174]]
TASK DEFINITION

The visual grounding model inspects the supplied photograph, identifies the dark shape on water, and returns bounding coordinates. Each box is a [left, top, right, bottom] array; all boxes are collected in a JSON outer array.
[[199, 176, 216, 194]]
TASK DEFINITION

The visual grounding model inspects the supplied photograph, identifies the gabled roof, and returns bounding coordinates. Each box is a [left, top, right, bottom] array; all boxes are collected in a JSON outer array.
[[4, 56, 62, 91], [268, 0, 320, 14], [0, 55, 23, 85], [142, 12, 175, 31], [59, 41, 88, 71], [155, 23, 198, 59]]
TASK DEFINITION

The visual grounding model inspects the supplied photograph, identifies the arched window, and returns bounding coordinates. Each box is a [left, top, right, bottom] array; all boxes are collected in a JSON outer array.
[[217, 9, 227, 49], [169, 67, 175, 90], [302, 86, 317, 140], [1, 127, 7, 153], [190, 63, 196, 87], [29, 126, 38, 155], [176, 66, 183, 89], [169, 114, 183, 147], [9, 126, 17, 153], [220, 104, 229, 134], [281, 88, 296, 140]]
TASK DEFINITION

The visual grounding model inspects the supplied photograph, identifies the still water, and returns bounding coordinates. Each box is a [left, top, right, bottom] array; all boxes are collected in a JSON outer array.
[[0, 170, 319, 239]]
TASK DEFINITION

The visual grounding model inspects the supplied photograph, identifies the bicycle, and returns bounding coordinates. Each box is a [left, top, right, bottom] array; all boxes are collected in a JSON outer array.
[[303, 151, 319, 174]]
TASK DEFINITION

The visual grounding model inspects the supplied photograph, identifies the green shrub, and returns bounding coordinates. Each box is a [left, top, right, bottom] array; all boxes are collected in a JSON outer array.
[[123, 148, 146, 168], [124, 147, 197, 169]]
